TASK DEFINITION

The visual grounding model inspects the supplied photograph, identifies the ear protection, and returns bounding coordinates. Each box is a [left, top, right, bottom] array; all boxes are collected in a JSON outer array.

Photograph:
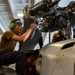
[[9, 19, 22, 30]]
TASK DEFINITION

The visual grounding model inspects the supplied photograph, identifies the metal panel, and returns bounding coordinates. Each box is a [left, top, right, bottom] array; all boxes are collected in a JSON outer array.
[[40, 39, 75, 75]]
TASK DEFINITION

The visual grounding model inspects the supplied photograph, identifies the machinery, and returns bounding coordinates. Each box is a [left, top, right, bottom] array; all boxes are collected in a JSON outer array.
[[28, 0, 75, 37], [27, 38, 75, 75], [22, 0, 75, 75], [40, 39, 75, 75], [25, 1, 75, 75], [0, 0, 75, 75]]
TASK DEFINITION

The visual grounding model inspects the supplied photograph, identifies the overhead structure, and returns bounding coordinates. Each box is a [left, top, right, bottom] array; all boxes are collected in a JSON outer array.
[[0, 0, 34, 32]]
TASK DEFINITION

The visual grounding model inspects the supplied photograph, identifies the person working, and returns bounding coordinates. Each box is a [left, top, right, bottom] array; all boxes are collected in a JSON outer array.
[[52, 30, 67, 43], [0, 18, 36, 75]]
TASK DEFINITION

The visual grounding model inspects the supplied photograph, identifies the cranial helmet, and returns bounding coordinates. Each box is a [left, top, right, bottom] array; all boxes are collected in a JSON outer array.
[[9, 18, 22, 30]]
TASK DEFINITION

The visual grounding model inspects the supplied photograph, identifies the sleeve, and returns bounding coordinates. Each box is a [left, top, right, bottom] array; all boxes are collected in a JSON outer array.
[[3, 31, 14, 40]]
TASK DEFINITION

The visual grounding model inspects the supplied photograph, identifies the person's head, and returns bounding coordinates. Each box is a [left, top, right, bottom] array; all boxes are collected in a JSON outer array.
[[9, 19, 22, 34], [54, 33, 60, 38]]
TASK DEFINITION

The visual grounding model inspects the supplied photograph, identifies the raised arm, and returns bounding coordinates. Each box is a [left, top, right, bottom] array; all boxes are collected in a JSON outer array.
[[12, 23, 36, 42]]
